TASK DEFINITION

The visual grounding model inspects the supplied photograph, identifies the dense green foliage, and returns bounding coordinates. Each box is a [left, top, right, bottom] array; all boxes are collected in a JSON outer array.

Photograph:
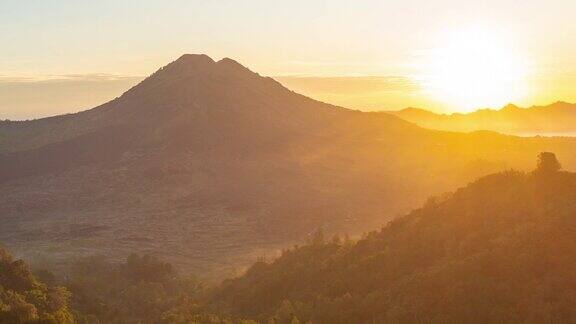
[[56, 254, 209, 324], [210, 165, 576, 323], [0, 247, 74, 323]]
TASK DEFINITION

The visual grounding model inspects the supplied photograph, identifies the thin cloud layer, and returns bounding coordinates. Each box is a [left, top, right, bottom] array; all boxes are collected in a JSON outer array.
[[275, 75, 424, 110], [0, 75, 142, 120], [276, 76, 419, 94]]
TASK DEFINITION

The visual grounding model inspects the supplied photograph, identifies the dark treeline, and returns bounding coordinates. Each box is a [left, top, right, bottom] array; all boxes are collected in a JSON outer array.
[[3, 153, 576, 323], [3, 249, 261, 323], [61, 254, 202, 323]]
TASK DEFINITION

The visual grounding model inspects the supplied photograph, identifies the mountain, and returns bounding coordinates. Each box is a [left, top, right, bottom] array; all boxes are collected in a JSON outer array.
[[1, 55, 576, 275], [388, 102, 576, 136], [210, 155, 576, 323]]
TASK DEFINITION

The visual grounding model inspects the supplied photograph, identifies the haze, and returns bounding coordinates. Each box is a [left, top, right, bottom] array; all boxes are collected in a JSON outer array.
[[3, 0, 576, 119], [4, 2, 576, 322]]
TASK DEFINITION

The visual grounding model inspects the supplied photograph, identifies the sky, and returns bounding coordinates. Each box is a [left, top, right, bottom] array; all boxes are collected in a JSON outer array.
[[2, 0, 576, 119]]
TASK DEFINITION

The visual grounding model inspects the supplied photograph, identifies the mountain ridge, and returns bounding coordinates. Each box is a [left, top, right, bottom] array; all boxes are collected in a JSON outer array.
[[388, 101, 576, 135]]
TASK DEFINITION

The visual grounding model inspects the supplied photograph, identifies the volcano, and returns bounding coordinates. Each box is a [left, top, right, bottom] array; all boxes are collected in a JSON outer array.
[[1, 55, 575, 275]]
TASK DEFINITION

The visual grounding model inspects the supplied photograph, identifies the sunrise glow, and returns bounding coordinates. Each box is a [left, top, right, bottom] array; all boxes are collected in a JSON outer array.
[[423, 27, 529, 112]]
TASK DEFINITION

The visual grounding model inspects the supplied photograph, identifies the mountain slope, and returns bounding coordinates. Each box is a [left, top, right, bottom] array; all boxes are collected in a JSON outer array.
[[389, 102, 576, 135], [211, 156, 576, 323], [1, 55, 576, 275]]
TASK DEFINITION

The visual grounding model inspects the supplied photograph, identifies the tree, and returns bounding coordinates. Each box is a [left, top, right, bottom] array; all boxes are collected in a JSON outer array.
[[310, 228, 325, 246], [535, 152, 561, 174], [0, 246, 75, 323]]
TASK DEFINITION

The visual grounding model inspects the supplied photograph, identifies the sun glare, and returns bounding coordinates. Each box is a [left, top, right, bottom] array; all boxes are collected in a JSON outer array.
[[424, 27, 529, 113]]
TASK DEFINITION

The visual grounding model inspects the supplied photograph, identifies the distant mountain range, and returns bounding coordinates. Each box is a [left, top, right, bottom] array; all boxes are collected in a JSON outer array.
[[1, 54, 576, 275], [388, 102, 576, 136]]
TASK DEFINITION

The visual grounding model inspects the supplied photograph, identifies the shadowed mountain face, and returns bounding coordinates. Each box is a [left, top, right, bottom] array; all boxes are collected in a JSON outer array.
[[1, 55, 576, 275], [389, 102, 576, 136]]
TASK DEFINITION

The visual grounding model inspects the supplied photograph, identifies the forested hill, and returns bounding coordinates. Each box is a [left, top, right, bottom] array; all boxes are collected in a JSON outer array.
[[209, 153, 576, 324]]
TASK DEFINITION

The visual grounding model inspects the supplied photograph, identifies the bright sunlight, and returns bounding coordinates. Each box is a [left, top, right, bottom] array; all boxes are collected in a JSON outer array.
[[424, 26, 529, 112]]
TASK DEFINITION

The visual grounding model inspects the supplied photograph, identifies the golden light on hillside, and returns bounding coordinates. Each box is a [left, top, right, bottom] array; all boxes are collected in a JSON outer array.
[[424, 27, 529, 112]]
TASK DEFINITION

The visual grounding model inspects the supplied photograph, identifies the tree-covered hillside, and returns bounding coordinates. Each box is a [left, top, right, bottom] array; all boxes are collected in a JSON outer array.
[[0, 246, 74, 323], [209, 153, 576, 323], [4, 153, 576, 324]]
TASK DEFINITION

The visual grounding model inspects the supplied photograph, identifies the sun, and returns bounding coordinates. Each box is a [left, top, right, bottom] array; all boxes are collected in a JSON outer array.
[[423, 27, 529, 113]]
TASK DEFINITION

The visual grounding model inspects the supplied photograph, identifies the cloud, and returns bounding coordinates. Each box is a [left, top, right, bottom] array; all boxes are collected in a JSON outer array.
[[0, 75, 143, 120], [0, 75, 43, 83], [275, 75, 420, 95], [53, 73, 143, 81], [285, 60, 378, 67], [0, 73, 142, 83], [272, 75, 427, 111]]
